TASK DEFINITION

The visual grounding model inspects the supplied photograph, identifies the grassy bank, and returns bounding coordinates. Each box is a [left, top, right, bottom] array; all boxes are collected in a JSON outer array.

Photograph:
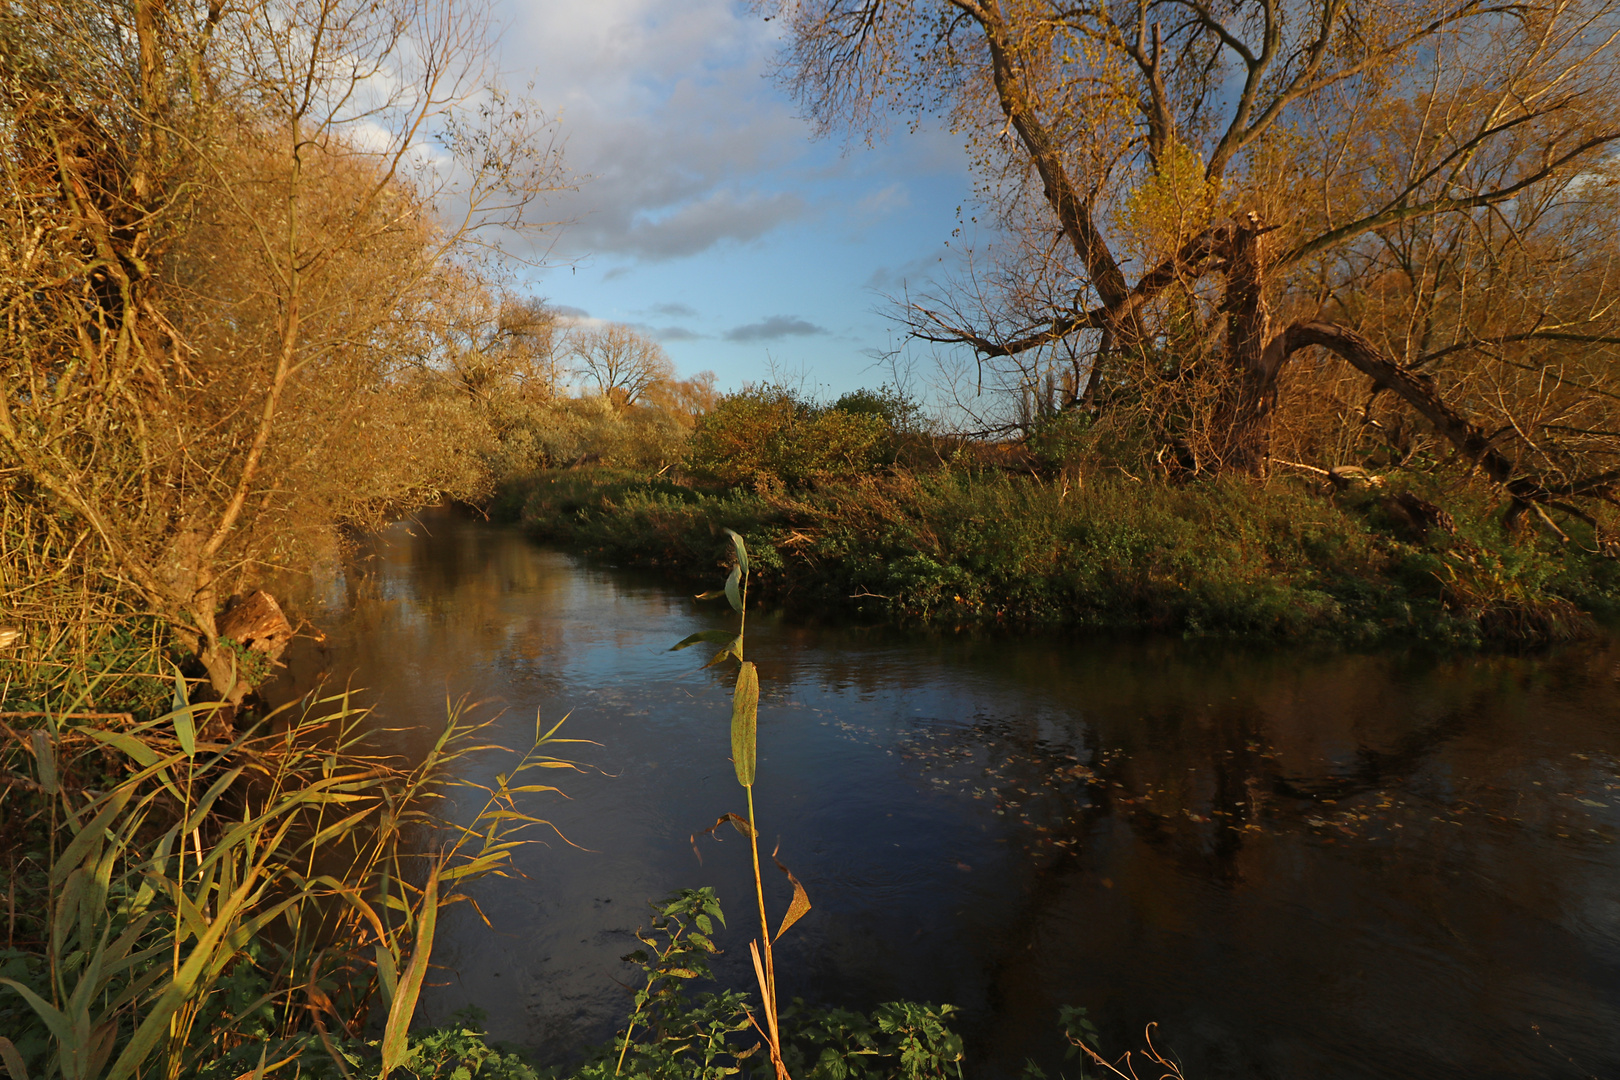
[[500, 466, 1619, 648]]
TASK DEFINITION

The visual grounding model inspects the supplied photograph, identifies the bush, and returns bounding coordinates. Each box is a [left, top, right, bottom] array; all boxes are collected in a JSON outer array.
[[685, 386, 890, 490], [832, 385, 925, 433], [545, 889, 965, 1080]]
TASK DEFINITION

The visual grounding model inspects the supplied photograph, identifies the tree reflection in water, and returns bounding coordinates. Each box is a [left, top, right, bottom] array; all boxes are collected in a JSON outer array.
[[267, 507, 1620, 1080]]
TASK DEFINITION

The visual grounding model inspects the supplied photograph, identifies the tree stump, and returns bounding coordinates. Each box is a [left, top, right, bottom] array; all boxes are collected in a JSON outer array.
[[218, 590, 293, 664]]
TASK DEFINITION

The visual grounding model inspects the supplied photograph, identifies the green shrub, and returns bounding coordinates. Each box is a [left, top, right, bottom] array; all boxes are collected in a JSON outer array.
[[832, 385, 925, 434], [544, 890, 964, 1080], [685, 386, 889, 490]]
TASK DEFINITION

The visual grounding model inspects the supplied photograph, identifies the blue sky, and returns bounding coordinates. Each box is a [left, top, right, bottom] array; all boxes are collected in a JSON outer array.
[[487, 0, 977, 398]]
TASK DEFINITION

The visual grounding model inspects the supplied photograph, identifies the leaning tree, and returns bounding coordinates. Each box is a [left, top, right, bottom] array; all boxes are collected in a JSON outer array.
[[771, 0, 1620, 524]]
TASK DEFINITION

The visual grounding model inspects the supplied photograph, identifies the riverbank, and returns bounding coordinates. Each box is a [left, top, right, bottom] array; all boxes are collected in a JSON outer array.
[[259, 510, 1620, 1079], [497, 466, 1619, 648]]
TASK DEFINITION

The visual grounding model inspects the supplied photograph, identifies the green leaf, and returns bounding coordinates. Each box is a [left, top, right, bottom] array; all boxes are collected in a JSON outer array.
[[670, 630, 737, 652], [0, 978, 71, 1044], [171, 665, 189, 713], [0, 1036, 31, 1080], [703, 638, 742, 668], [84, 730, 160, 771], [375, 944, 398, 1009], [29, 731, 56, 797], [731, 662, 758, 788], [724, 565, 743, 613], [381, 863, 440, 1075], [723, 528, 750, 575], [171, 665, 195, 757], [50, 790, 132, 889]]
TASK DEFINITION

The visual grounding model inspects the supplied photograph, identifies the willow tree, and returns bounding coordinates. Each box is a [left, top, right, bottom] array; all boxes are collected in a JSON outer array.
[[570, 323, 677, 409], [0, 0, 566, 703], [773, 0, 1620, 517]]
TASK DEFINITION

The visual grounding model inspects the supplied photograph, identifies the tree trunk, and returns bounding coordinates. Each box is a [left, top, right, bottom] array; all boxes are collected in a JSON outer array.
[[1214, 218, 1280, 474]]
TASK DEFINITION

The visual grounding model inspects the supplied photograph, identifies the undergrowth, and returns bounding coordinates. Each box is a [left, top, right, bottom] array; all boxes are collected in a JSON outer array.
[[501, 466, 1619, 648]]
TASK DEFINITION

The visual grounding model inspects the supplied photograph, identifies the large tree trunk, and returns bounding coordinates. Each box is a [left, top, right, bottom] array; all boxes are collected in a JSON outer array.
[[1214, 218, 1280, 473]]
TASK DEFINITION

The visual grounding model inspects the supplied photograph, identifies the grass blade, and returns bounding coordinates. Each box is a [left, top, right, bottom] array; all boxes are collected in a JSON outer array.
[[0, 1036, 30, 1080], [28, 731, 56, 796], [724, 528, 750, 575], [381, 863, 441, 1075]]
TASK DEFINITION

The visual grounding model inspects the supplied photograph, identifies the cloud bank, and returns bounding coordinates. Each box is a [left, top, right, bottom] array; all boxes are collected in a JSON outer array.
[[493, 0, 813, 263], [723, 315, 827, 342]]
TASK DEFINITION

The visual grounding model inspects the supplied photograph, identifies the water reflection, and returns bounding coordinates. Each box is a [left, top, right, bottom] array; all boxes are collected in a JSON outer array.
[[269, 508, 1620, 1080]]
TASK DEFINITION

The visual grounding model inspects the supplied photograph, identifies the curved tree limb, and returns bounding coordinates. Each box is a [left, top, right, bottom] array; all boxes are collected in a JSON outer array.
[[1264, 320, 1620, 505]]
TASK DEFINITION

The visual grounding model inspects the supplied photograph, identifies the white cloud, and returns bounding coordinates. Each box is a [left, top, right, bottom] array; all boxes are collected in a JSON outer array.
[[632, 323, 705, 341], [857, 182, 912, 218], [864, 249, 957, 294], [488, 0, 813, 262]]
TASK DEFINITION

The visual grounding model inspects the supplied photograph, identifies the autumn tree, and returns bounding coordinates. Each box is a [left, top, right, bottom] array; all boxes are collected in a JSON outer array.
[[570, 322, 676, 409], [408, 271, 566, 405], [0, 0, 566, 704], [646, 369, 721, 425], [773, 0, 1620, 520]]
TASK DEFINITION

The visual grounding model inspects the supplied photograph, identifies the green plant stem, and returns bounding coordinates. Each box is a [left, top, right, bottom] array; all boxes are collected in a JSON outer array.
[[745, 783, 791, 1080]]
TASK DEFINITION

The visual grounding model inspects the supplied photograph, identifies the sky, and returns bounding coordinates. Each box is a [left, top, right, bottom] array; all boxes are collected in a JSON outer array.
[[483, 0, 977, 398]]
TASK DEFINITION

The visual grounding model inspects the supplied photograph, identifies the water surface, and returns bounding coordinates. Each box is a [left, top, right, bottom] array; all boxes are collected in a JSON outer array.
[[272, 509, 1620, 1079]]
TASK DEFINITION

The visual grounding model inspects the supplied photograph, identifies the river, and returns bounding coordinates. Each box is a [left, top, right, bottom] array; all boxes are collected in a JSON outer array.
[[269, 507, 1620, 1079]]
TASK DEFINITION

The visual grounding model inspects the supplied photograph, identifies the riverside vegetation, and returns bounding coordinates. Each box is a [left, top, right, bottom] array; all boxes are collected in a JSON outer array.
[[6, 0, 1620, 1076], [501, 385, 1620, 650]]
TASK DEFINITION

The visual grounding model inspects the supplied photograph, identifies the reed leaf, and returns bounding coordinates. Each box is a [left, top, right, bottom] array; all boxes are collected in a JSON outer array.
[[670, 629, 736, 651], [771, 851, 811, 942], [381, 863, 441, 1075], [724, 528, 751, 575], [0, 1037, 30, 1080], [731, 662, 759, 788]]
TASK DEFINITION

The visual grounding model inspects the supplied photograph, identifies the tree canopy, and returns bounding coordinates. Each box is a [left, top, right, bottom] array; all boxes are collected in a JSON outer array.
[[0, 0, 567, 701], [771, 0, 1620, 522]]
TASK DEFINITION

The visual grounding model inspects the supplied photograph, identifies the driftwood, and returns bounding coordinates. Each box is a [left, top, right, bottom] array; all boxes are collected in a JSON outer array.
[[1327, 465, 1383, 491]]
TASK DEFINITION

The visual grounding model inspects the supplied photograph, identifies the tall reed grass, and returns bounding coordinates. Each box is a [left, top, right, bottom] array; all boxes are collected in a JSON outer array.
[[667, 530, 811, 1080], [0, 681, 582, 1080]]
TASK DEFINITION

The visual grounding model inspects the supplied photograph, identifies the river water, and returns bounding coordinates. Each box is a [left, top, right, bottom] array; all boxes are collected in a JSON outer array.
[[273, 508, 1620, 1079]]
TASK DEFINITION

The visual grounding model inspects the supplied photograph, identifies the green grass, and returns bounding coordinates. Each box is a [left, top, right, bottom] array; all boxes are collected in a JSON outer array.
[[500, 466, 1619, 648]]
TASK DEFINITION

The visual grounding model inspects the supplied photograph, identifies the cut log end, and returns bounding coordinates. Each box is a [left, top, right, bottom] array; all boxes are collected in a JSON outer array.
[[217, 590, 293, 662]]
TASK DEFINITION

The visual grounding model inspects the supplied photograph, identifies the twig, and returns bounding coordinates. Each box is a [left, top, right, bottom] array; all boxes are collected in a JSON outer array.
[[0, 712, 135, 721], [1269, 458, 1330, 476]]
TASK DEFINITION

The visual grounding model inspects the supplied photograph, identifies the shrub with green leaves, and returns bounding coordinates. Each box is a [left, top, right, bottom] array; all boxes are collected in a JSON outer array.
[[545, 890, 964, 1080], [684, 387, 889, 490]]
